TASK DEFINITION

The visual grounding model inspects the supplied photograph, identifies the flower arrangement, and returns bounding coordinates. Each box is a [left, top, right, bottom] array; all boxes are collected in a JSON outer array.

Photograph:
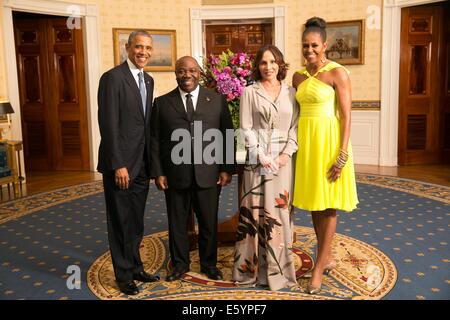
[[201, 50, 254, 129]]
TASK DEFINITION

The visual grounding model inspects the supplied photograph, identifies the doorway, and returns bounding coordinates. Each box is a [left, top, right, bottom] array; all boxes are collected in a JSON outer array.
[[398, 2, 450, 165], [204, 19, 273, 56], [13, 12, 90, 171]]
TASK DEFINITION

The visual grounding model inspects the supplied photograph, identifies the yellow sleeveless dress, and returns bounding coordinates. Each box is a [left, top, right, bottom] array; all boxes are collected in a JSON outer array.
[[292, 61, 358, 212]]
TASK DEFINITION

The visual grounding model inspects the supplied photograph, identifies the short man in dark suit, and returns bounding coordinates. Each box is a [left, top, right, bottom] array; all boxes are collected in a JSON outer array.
[[150, 56, 235, 281], [97, 30, 159, 295]]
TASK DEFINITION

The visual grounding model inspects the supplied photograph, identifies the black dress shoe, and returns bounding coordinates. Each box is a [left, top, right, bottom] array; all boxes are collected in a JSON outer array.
[[117, 280, 139, 295], [133, 271, 160, 283], [166, 267, 189, 282], [200, 266, 223, 281]]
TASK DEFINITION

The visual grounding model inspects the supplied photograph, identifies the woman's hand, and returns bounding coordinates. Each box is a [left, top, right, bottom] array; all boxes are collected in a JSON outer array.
[[275, 153, 290, 168], [259, 153, 279, 171], [327, 164, 342, 182]]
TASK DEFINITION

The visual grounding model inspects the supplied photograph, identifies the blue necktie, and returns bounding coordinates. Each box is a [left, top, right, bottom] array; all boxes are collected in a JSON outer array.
[[138, 72, 146, 115]]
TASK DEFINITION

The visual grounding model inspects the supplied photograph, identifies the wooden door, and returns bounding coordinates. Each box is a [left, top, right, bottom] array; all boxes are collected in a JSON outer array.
[[205, 23, 272, 56], [442, 2, 450, 164], [14, 14, 90, 171], [398, 4, 445, 165]]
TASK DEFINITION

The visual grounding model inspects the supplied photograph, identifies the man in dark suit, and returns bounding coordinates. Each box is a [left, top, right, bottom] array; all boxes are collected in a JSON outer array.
[[97, 30, 159, 296], [150, 56, 234, 281]]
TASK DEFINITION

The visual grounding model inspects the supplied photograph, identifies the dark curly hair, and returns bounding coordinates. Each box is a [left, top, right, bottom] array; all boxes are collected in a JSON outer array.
[[303, 16, 327, 42], [252, 45, 289, 81]]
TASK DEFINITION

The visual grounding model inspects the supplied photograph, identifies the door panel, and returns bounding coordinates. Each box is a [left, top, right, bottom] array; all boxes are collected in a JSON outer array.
[[398, 4, 444, 165], [14, 14, 90, 171], [443, 3, 450, 164], [205, 23, 272, 56], [14, 19, 51, 171]]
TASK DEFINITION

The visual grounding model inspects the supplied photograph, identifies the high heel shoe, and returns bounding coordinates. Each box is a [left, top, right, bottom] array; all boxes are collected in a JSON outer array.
[[306, 281, 322, 294], [302, 260, 337, 278], [323, 260, 337, 275]]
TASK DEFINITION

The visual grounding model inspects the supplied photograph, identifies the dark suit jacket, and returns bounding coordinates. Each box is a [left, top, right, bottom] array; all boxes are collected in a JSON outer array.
[[97, 62, 154, 180], [150, 86, 235, 189]]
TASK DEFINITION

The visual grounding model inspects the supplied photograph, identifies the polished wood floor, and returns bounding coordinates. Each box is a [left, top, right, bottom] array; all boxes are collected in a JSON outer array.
[[0, 171, 102, 202], [0, 164, 449, 203], [355, 164, 450, 186]]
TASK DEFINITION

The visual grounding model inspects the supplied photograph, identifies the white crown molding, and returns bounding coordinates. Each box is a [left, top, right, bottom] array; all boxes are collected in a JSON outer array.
[[3, 0, 98, 16], [274, 6, 284, 18], [193, 5, 277, 20], [384, 0, 444, 7]]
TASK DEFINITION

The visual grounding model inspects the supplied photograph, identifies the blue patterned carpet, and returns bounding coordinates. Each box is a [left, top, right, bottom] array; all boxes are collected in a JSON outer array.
[[0, 174, 448, 300]]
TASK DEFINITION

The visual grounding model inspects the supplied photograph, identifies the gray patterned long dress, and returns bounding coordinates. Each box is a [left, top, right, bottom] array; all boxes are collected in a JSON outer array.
[[232, 81, 299, 291]]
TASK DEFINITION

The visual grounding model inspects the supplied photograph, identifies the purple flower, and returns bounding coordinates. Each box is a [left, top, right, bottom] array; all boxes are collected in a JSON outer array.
[[208, 55, 220, 66], [202, 51, 254, 103], [238, 53, 246, 65], [216, 77, 244, 101], [217, 71, 231, 81]]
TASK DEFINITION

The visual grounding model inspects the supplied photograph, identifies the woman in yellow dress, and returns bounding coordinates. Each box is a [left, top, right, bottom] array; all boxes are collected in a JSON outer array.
[[292, 17, 359, 294]]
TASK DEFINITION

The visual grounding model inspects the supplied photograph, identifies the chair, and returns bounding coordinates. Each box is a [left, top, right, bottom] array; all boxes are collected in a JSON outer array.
[[0, 140, 21, 197]]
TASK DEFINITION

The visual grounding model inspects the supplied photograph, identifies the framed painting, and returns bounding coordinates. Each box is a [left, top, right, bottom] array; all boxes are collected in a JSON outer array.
[[325, 20, 365, 65], [113, 28, 177, 72]]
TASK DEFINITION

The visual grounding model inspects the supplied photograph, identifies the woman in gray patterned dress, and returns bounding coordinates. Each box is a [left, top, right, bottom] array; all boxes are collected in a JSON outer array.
[[232, 45, 299, 291]]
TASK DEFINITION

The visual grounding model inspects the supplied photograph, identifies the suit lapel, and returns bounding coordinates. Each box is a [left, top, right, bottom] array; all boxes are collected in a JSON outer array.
[[169, 88, 188, 120], [120, 62, 145, 119], [195, 86, 211, 118], [168, 86, 211, 120], [144, 73, 153, 120]]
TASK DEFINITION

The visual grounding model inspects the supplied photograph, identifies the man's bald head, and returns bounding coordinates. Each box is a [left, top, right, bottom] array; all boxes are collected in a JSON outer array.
[[175, 56, 200, 69]]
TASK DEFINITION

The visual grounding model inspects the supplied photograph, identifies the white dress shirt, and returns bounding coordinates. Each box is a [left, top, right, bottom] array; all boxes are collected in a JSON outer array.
[[127, 58, 146, 97], [178, 85, 200, 112]]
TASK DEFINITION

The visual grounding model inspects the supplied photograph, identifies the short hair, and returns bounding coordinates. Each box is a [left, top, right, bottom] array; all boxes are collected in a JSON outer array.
[[175, 56, 200, 70], [303, 17, 327, 42], [127, 30, 152, 46], [252, 45, 289, 81]]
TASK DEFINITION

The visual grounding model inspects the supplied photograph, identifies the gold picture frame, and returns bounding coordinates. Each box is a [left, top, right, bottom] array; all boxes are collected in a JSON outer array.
[[325, 20, 365, 65], [113, 28, 177, 72]]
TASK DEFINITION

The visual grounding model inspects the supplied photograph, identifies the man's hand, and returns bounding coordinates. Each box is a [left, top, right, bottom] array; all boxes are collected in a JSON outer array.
[[217, 172, 232, 187], [115, 167, 130, 190], [275, 153, 290, 168], [155, 176, 169, 190]]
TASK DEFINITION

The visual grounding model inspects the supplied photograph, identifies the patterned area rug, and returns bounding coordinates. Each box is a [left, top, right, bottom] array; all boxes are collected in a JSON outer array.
[[87, 227, 396, 300], [0, 173, 448, 300]]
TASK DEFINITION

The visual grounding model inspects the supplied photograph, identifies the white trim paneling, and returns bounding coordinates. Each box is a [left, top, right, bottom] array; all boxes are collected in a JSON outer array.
[[351, 111, 380, 165], [190, 5, 286, 64]]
